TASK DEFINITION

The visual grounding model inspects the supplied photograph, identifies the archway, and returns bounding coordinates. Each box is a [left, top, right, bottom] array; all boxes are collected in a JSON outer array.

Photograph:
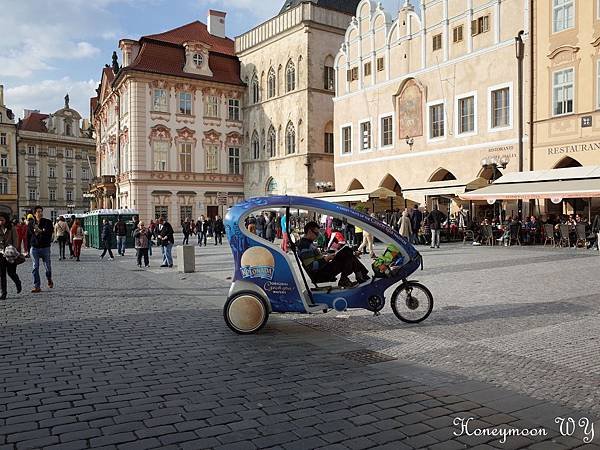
[[347, 179, 364, 191], [428, 168, 457, 182], [378, 173, 402, 194], [553, 156, 582, 169]]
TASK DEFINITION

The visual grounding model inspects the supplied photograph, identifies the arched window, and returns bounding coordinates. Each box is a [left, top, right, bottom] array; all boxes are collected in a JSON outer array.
[[0, 177, 7, 195], [65, 121, 72, 136], [267, 126, 276, 158], [285, 122, 295, 155], [251, 131, 260, 160], [286, 60, 296, 92], [251, 75, 259, 103], [267, 68, 276, 98]]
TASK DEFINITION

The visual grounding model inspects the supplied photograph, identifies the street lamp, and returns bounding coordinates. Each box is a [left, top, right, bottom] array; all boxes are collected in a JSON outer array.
[[405, 136, 414, 151], [315, 181, 334, 192]]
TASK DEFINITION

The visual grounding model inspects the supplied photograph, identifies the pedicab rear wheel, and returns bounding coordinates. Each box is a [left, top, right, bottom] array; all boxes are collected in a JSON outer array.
[[224, 292, 269, 334], [391, 281, 433, 323]]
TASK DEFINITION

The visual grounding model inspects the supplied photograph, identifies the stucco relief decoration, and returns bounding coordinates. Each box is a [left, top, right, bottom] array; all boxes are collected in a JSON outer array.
[[148, 124, 172, 147], [119, 127, 129, 145], [226, 132, 243, 146], [175, 83, 198, 100], [149, 80, 172, 91], [547, 45, 580, 65], [202, 87, 223, 98], [175, 127, 197, 146], [108, 135, 117, 151], [203, 129, 222, 146], [396, 79, 424, 138]]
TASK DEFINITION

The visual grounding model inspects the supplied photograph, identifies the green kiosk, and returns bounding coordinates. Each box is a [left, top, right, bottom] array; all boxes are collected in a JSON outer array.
[[84, 209, 139, 249]]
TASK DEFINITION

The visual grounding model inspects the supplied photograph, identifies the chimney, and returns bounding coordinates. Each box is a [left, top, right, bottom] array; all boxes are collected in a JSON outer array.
[[207, 10, 226, 38], [0, 85, 4, 107]]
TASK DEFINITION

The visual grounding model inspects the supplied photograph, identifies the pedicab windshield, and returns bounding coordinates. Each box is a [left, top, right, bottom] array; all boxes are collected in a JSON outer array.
[[225, 196, 421, 289]]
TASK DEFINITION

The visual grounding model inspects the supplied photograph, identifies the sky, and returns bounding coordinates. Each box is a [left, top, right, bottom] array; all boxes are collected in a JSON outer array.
[[0, 0, 414, 120]]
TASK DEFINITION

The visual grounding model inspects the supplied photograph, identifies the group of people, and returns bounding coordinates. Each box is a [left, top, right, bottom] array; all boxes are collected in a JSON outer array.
[[245, 212, 279, 242], [180, 216, 225, 247]]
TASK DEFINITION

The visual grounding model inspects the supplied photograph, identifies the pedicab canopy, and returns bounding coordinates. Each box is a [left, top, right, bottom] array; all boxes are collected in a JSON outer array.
[[225, 196, 422, 313]]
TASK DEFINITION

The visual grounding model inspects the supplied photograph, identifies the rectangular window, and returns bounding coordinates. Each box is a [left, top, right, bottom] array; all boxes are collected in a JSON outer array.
[[553, 68, 574, 116], [66, 190, 73, 201], [341, 126, 352, 154], [0, 133, 6, 146], [491, 87, 511, 127], [154, 206, 168, 220], [472, 15, 490, 35], [153, 89, 168, 112], [49, 167, 56, 178], [553, 0, 574, 32], [153, 141, 168, 171], [28, 165, 36, 177], [227, 99, 240, 121], [204, 95, 219, 118], [381, 116, 393, 147], [48, 147, 56, 157], [377, 57, 385, 72], [65, 148, 73, 158], [351, 67, 358, 81], [324, 66, 335, 90], [458, 96, 475, 134], [82, 168, 88, 180], [433, 34, 442, 51], [27, 145, 35, 155], [228, 147, 240, 174], [324, 132, 334, 154], [364, 62, 372, 77], [0, 154, 7, 167], [49, 189, 56, 201], [29, 189, 37, 201], [179, 92, 192, 115], [359, 121, 371, 151], [180, 206, 192, 223], [66, 167, 73, 179], [206, 145, 219, 173], [429, 103, 445, 139], [453, 25, 464, 43], [179, 143, 192, 172], [120, 89, 128, 116]]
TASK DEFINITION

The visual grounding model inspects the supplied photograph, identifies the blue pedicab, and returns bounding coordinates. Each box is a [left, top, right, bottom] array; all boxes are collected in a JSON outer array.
[[223, 196, 433, 334]]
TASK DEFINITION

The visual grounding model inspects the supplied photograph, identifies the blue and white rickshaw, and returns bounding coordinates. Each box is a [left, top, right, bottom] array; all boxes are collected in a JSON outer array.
[[223, 196, 433, 334]]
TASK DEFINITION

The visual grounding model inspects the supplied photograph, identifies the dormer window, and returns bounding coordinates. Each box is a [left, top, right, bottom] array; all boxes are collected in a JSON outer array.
[[193, 53, 204, 66]]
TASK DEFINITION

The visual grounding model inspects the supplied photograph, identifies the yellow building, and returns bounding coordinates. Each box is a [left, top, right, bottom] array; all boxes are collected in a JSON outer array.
[[332, 0, 530, 217], [0, 86, 18, 216]]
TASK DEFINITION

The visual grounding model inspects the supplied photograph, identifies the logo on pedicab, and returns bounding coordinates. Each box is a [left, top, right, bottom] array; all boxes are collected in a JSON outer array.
[[240, 246, 275, 280]]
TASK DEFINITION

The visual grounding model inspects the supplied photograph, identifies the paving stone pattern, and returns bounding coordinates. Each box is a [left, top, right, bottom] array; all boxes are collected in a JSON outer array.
[[0, 240, 598, 449]]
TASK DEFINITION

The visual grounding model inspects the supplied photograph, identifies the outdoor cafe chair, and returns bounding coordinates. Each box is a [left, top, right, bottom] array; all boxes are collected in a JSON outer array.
[[543, 223, 555, 247], [558, 224, 571, 248], [575, 223, 588, 248]]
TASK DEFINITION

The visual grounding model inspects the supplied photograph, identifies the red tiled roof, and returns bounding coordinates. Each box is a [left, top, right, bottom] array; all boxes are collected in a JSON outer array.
[[18, 113, 48, 133], [143, 21, 235, 55]]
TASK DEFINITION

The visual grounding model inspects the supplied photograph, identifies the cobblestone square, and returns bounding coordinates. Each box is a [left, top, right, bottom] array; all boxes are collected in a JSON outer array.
[[0, 240, 599, 449]]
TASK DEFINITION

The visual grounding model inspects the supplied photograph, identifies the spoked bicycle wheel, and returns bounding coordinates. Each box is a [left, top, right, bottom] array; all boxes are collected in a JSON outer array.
[[390, 281, 433, 323]]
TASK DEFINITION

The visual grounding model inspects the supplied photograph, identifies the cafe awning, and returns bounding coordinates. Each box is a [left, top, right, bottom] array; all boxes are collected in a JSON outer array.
[[310, 186, 398, 203], [460, 166, 600, 200], [402, 177, 489, 199]]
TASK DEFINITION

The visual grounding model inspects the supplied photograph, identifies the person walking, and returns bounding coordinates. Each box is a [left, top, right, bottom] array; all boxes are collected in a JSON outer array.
[[133, 221, 150, 268], [196, 216, 208, 246], [255, 212, 266, 239], [157, 215, 174, 267], [398, 209, 412, 239], [409, 204, 423, 245], [114, 216, 127, 256], [427, 204, 447, 249], [54, 216, 69, 260], [357, 226, 376, 258], [66, 215, 76, 258], [265, 212, 276, 242], [71, 219, 84, 261], [182, 217, 192, 245], [16, 217, 28, 256], [0, 212, 22, 299], [280, 213, 289, 252], [27, 205, 54, 293], [100, 219, 115, 260], [213, 216, 224, 245]]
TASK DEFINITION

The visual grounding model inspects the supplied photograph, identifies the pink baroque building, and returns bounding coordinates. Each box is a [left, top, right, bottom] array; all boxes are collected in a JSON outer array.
[[90, 10, 245, 224]]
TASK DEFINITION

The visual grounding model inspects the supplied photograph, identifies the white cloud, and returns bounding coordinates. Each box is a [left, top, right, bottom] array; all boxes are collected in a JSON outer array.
[[5, 77, 99, 120]]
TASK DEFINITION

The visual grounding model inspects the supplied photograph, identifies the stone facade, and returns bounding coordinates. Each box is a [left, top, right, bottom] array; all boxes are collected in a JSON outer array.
[[0, 85, 18, 216], [235, 1, 359, 197], [333, 0, 530, 216], [91, 15, 246, 225], [17, 97, 96, 220]]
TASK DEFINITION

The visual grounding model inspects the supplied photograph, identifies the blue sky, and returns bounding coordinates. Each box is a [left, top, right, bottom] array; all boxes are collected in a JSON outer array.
[[1, 0, 414, 119]]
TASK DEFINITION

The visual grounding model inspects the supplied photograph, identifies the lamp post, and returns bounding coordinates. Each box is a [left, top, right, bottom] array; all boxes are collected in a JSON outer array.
[[481, 156, 509, 221], [515, 30, 525, 217]]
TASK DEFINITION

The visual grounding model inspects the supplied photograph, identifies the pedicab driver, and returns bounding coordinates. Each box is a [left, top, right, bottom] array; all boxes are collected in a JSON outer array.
[[298, 221, 370, 288]]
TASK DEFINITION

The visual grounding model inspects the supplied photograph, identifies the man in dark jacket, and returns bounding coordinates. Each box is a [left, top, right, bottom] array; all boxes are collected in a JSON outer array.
[[67, 214, 76, 258], [195, 216, 208, 246], [427, 205, 446, 249], [114, 216, 128, 256], [182, 218, 193, 245], [213, 216, 224, 245], [410, 205, 423, 245], [157, 215, 174, 267], [100, 219, 115, 260], [255, 213, 266, 239], [27, 205, 54, 293]]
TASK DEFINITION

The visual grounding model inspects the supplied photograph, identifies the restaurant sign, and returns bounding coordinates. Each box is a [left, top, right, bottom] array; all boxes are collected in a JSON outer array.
[[486, 145, 517, 160], [547, 141, 600, 155]]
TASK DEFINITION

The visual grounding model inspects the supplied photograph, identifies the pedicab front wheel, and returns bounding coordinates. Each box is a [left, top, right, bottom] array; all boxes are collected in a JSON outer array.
[[224, 292, 269, 334], [390, 281, 433, 324]]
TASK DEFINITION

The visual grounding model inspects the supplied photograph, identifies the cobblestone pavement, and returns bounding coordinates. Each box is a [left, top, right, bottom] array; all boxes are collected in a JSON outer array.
[[0, 239, 598, 449]]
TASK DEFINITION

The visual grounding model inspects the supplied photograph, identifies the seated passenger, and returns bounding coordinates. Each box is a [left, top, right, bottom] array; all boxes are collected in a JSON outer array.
[[298, 221, 369, 288]]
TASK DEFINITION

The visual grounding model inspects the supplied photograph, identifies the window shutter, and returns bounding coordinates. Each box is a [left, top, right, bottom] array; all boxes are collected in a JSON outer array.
[[471, 19, 478, 36], [347, 69, 351, 82]]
